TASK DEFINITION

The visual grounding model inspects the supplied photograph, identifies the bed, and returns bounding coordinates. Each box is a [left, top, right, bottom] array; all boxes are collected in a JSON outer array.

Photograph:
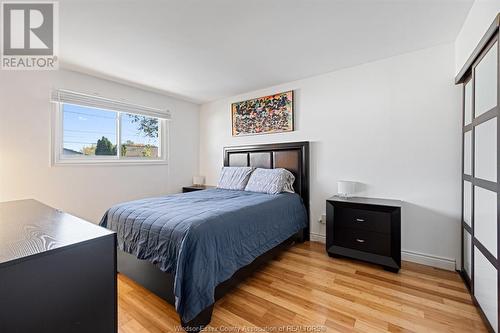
[[100, 141, 310, 331]]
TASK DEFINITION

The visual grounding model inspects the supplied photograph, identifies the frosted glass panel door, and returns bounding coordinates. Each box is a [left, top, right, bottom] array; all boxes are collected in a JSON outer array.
[[475, 186, 498, 258], [475, 118, 497, 182], [463, 180, 472, 227], [464, 131, 472, 175], [459, 23, 498, 333], [464, 81, 473, 125], [464, 231, 472, 278], [475, 42, 498, 117], [475, 248, 499, 332]]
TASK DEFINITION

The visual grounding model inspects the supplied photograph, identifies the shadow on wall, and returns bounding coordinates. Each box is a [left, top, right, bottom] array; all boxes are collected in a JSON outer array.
[[401, 201, 460, 265], [352, 182, 368, 194]]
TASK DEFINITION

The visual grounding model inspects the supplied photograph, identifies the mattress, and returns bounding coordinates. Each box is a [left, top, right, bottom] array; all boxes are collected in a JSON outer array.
[[100, 188, 307, 322]]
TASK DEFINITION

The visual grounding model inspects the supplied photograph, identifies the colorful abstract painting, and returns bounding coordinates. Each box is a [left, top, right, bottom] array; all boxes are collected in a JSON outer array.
[[231, 91, 293, 136]]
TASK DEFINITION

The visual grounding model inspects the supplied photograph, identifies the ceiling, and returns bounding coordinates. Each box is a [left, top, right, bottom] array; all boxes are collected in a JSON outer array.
[[60, 0, 473, 104]]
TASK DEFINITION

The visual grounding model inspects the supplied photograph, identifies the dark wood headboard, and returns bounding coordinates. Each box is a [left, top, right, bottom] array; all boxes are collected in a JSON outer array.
[[223, 141, 310, 241]]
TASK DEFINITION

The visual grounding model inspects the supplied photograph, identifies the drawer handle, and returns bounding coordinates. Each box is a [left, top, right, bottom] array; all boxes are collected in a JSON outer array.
[[355, 218, 365, 222], [356, 238, 365, 243]]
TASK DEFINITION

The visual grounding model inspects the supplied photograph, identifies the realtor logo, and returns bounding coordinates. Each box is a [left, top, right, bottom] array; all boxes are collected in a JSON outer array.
[[1, 1, 58, 70]]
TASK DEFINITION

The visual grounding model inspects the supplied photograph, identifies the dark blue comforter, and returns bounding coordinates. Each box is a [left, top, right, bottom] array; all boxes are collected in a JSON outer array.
[[100, 189, 307, 322]]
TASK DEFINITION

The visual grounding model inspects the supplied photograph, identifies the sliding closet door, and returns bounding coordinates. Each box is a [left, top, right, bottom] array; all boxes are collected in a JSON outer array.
[[462, 36, 499, 332]]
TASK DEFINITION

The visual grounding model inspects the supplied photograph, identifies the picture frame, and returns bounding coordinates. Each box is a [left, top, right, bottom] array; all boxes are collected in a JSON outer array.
[[231, 91, 294, 136]]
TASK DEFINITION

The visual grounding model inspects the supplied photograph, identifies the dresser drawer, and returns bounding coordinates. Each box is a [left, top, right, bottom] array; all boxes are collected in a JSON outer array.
[[335, 207, 391, 234], [333, 228, 391, 256]]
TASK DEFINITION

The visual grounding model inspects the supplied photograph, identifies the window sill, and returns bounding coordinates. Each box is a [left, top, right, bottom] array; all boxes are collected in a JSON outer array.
[[52, 159, 168, 167]]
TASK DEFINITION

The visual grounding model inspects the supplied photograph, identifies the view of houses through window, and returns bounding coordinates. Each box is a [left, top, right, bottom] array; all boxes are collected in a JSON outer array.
[[62, 103, 161, 159]]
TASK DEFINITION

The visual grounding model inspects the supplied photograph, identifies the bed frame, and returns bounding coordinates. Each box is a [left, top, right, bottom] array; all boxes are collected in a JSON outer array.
[[117, 141, 310, 331]]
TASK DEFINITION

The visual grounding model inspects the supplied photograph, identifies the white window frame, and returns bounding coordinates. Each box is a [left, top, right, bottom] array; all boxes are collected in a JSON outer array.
[[51, 90, 170, 166]]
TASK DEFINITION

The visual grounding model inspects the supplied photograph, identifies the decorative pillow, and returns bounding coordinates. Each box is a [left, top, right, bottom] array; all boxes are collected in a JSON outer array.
[[217, 167, 255, 190], [244, 168, 295, 194]]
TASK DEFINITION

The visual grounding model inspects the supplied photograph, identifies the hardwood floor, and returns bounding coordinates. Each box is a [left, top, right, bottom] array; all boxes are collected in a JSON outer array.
[[118, 241, 487, 333]]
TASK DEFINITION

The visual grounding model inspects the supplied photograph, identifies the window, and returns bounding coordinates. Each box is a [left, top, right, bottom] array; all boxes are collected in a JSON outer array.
[[62, 104, 118, 157], [120, 113, 161, 159], [52, 90, 170, 164]]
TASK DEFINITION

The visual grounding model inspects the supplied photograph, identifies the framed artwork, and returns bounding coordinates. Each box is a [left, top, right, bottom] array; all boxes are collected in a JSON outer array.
[[231, 91, 294, 136]]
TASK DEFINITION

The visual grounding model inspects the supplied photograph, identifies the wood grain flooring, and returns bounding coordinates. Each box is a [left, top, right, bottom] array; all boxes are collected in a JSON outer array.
[[118, 241, 487, 333]]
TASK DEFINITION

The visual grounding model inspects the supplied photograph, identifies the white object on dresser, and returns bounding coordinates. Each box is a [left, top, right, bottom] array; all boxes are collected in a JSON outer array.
[[337, 180, 356, 198], [193, 176, 205, 186]]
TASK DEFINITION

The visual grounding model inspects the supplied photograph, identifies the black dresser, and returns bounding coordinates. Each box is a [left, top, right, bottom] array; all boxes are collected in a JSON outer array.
[[182, 185, 216, 193], [326, 196, 401, 272], [0, 199, 117, 333]]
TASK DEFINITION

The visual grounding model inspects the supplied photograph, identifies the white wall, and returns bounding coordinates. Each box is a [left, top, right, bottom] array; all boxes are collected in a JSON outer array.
[[199, 43, 462, 268], [455, 0, 500, 75], [0, 69, 200, 223]]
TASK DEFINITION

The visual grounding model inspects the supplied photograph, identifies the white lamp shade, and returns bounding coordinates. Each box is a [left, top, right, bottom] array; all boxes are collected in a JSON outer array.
[[338, 181, 356, 197], [193, 176, 205, 186]]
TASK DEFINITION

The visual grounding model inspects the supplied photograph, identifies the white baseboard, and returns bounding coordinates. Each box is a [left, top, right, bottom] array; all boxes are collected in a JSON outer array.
[[401, 250, 456, 271], [309, 232, 326, 243], [308, 233, 456, 271]]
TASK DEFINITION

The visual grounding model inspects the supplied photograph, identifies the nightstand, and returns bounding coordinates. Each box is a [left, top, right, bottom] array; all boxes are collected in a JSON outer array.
[[182, 185, 216, 193], [326, 196, 401, 272]]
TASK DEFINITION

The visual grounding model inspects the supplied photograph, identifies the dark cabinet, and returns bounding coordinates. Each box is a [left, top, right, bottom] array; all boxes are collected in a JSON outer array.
[[182, 185, 216, 193], [0, 199, 117, 333], [326, 196, 401, 272]]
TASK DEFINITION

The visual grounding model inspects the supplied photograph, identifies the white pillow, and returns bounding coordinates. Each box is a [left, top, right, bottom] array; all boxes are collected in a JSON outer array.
[[245, 168, 295, 194], [217, 167, 255, 190]]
